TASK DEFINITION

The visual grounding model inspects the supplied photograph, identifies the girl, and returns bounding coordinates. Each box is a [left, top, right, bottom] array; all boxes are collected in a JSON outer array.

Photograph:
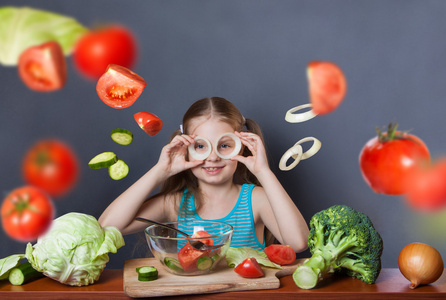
[[99, 97, 309, 252]]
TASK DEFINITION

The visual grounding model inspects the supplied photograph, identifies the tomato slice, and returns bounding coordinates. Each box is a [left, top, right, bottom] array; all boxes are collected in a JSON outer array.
[[18, 41, 67, 92], [1, 186, 54, 242], [192, 230, 214, 246], [308, 61, 347, 115], [177, 242, 210, 272], [264, 244, 296, 265], [134, 112, 163, 136], [234, 258, 264, 278], [96, 64, 147, 109]]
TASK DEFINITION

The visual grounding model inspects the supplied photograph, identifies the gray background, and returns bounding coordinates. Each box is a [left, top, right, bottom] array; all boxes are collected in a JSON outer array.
[[1, 0, 446, 270]]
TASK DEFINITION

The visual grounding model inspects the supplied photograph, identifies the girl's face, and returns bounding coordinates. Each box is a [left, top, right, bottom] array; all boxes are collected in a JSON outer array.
[[187, 117, 239, 185]]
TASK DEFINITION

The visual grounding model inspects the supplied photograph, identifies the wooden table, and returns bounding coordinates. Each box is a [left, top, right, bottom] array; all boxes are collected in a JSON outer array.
[[0, 268, 445, 299]]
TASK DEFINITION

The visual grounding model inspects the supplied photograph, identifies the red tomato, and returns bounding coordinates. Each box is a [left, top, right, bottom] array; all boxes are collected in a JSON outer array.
[[234, 258, 264, 278], [178, 242, 209, 272], [192, 230, 214, 246], [308, 61, 347, 115], [1, 186, 54, 242], [96, 64, 147, 109], [22, 139, 79, 198], [134, 112, 163, 136], [359, 123, 430, 195], [264, 244, 296, 265], [73, 25, 137, 79], [18, 41, 67, 92], [404, 159, 446, 211]]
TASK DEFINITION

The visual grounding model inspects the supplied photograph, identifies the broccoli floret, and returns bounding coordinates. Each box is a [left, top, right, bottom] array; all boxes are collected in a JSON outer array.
[[293, 205, 383, 289]]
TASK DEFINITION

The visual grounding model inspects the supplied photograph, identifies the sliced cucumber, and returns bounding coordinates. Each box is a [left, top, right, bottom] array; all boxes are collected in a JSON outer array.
[[108, 159, 129, 180], [196, 256, 213, 271], [88, 152, 118, 169], [136, 266, 158, 281], [164, 257, 183, 273], [8, 262, 43, 285], [111, 128, 133, 145]]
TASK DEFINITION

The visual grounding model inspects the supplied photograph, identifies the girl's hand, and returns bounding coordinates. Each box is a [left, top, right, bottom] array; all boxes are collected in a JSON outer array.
[[232, 131, 270, 176], [156, 134, 203, 177]]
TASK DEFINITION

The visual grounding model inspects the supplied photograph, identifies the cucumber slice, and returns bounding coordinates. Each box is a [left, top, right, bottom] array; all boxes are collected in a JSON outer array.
[[88, 152, 118, 169], [196, 256, 213, 271], [8, 262, 43, 285], [108, 159, 129, 180], [111, 128, 133, 145], [164, 257, 183, 273], [136, 266, 158, 281]]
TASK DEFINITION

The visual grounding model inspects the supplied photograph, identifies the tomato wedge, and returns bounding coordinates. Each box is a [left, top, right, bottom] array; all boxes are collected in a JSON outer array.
[[264, 244, 296, 265], [96, 64, 147, 109], [234, 258, 264, 278], [1, 186, 54, 242], [18, 41, 67, 92], [308, 61, 347, 115], [177, 242, 210, 272], [134, 112, 163, 136], [192, 230, 214, 246]]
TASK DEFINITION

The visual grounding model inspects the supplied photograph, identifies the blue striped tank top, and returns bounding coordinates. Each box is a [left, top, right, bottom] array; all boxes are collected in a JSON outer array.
[[177, 183, 265, 251]]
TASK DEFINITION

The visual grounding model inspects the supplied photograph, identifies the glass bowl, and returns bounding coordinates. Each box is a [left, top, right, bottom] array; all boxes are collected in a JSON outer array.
[[144, 220, 233, 276]]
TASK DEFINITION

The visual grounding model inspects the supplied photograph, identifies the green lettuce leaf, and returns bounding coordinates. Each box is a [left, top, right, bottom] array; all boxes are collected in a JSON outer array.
[[226, 247, 282, 269], [0, 254, 25, 280], [0, 6, 88, 66]]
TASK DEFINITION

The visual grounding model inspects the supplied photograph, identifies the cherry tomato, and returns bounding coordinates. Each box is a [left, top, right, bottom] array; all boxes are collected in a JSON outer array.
[[1, 186, 54, 242], [192, 230, 214, 246], [96, 64, 147, 109], [264, 244, 296, 265], [404, 159, 446, 211], [134, 112, 163, 136], [18, 41, 67, 92], [234, 258, 264, 278], [73, 25, 137, 79], [22, 139, 79, 198], [177, 242, 210, 272], [359, 123, 430, 195], [308, 61, 347, 115]]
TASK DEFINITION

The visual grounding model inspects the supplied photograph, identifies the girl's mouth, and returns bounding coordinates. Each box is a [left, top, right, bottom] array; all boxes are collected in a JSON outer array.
[[203, 166, 224, 174]]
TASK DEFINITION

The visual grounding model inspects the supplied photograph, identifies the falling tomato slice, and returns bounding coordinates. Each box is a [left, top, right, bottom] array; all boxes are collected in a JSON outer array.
[[134, 112, 163, 136], [18, 41, 67, 92], [307, 61, 347, 115], [96, 64, 147, 109]]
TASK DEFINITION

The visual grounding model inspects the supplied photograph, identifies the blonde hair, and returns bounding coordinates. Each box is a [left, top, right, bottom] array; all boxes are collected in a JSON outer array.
[[149, 97, 274, 244]]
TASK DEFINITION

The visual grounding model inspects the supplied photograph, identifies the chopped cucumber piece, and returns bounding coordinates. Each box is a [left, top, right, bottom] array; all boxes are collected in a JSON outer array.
[[164, 257, 183, 273], [88, 152, 118, 169], [197, 256, 213, 271], [111, 128, 133, 145], [8, 262, 43, 285], [136, 266, 158, 281], [108, 159, 129, 180]]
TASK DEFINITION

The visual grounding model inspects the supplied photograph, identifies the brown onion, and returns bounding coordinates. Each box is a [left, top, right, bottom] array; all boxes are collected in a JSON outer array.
[[398, 242, 444, 289]]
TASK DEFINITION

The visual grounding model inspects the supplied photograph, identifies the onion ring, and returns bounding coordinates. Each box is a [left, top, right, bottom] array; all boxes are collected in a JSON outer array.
[[279, 137, 322, 171], [285, 103, 318, 123], [279, 144, 303, 171], [187, 136, 211, 160], [216, 133, 242, 159]]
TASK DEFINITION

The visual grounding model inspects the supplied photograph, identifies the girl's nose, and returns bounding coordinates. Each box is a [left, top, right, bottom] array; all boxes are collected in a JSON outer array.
[[205, 148, 220, 161]]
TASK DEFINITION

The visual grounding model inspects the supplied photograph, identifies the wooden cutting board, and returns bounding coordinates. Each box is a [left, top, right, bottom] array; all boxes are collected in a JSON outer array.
[[123, 257, 304, 298]]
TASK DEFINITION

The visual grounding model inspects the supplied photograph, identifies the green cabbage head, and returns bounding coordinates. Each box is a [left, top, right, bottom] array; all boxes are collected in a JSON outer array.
[[26, 212, 124, 286]]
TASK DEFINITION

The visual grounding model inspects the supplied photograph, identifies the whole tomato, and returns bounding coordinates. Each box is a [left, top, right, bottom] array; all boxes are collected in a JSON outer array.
[[1, 186, 54, 242], [22, 139, 79, 198], [73, 25, 137, 79], [404, 159, 446, 211], [359, 123, 430, 195]]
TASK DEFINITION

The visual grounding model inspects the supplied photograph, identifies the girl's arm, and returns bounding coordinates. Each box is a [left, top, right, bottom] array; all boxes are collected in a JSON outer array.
[[99, 134, 203, 235], [233, 132, 309, 252]]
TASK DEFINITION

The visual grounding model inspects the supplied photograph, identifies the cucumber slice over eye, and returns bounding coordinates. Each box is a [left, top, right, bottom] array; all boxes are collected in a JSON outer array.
[[109, 159, 129, 180], [136, 266, 158, 281], [111, 128, 133, 145], [88, 152, 118, 169]]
